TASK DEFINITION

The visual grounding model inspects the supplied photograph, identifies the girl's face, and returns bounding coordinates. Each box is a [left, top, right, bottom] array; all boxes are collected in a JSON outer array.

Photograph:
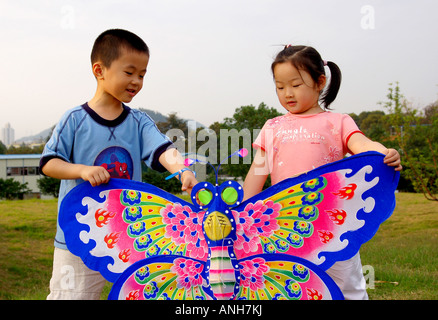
[[273, 62, 326, 115]]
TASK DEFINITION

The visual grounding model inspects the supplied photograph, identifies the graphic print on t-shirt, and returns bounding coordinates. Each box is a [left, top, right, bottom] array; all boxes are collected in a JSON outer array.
[[94, 146, 134, 180], [276, 125, 326, 145]]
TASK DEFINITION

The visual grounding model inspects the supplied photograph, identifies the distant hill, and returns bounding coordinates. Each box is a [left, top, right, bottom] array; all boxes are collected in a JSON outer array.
[[139, 108, 168, 123], [139, 108, 205, 130], [16, 127, 53, 144], [16, 108, 205, 144]]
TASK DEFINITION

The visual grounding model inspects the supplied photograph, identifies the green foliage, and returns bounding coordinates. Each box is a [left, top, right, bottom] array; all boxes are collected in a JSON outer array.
[[0, 141, 7, 154], [349, 83, 438, 197], [37, 176, 60, 198], [6, 143, 44, 154], [156, 112, 188, 137], [221, 102, 282, 131], [218, 102, 282, 185], [379, 82, 438, 200], [0, 178, 31, 200], [142, 166, 183, 194], [349, 110, 391, 143]]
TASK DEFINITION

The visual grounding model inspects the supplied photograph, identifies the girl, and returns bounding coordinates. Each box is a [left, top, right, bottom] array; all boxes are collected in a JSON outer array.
[[243, 45, 402, 300]]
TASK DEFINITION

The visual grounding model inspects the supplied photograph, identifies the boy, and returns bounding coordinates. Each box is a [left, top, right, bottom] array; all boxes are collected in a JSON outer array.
[[40, 29, 197, 299]]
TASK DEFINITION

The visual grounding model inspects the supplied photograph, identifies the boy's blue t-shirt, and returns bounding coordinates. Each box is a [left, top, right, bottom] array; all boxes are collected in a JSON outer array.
[[40, 103, 173, 249]]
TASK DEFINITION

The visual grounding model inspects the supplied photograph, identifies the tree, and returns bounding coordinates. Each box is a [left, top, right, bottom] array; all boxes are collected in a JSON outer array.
[[7, 143, 44, 154], [156, 112, 190, 156], [222, 102, 282, 131], [217, 102, 282, 185], [0, 178, 31, 200], [349, 110, 389, 142], [37, 176, 60, 198], [380, 82, 438, 201], [0, 141, 7, 154], [142, 166, 182, 194], [156, 112, 188, 137], [146, 113, 191, 193]]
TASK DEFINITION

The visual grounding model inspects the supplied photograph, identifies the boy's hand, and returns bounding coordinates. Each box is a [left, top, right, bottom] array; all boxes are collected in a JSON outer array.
[[383, 148, 403, 171], [80, 165, 111, 187], [180, 170, 198, 195], [41, 158, 111, 187]]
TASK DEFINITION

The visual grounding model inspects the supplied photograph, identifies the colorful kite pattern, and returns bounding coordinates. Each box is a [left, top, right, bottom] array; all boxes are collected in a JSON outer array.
[[59, 151, 399, 300]]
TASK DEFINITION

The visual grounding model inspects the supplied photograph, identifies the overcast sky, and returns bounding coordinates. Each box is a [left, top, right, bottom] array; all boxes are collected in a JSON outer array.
[[1, 0, 437, 140]]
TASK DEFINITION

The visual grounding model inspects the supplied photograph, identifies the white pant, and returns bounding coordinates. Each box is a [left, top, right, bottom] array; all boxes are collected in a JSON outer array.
[[326, 252, 369, 300], [47, 247, 107, 300]]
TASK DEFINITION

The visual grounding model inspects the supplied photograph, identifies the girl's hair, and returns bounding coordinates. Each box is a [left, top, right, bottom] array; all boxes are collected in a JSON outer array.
[[271, 45, 341, 109], [91, 29, 149, 68]]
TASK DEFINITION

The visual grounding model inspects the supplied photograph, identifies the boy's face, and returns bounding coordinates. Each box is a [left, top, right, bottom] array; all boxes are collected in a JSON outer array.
[[99, 48, 149, 103]]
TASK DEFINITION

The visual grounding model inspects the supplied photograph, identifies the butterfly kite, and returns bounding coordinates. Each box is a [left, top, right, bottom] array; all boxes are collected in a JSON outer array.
[[59, 150, 399, 300]]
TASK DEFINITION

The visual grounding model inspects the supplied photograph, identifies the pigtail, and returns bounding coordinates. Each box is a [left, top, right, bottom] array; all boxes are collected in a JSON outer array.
[[320, 61, 342, 109]]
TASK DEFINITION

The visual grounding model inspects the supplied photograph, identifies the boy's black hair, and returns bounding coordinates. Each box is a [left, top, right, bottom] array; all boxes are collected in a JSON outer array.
[[271, 45, 342, 109], [91, 29, 149, 67]]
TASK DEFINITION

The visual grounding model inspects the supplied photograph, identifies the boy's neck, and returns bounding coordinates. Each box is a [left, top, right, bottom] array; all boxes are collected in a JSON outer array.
[[88, 90, 124, 121]]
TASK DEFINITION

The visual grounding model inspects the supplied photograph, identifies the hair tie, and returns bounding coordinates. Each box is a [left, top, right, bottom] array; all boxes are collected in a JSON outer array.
[[323, 60, 328, 66], [285, 44, 293, 49]]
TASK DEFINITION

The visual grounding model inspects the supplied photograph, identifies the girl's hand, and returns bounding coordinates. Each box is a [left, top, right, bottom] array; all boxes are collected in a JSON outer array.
[[347, 133, 402, 172], [383, 148, 403, 171]]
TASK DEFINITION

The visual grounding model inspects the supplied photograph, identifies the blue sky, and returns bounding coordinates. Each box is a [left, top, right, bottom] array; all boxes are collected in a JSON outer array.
[[1, 0, 437, 139]]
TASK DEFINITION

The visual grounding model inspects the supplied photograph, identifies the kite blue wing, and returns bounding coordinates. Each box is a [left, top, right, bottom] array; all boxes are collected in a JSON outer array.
[[59, 178, 208, 282]]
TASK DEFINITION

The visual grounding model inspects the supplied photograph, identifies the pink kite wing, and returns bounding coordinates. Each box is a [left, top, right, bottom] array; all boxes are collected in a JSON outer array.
[[231, 151, 399, 271], [108, 255, 215, 300], [233, 255, 343, 300]]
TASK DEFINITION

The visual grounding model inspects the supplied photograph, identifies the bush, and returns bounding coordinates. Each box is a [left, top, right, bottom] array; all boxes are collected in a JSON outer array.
[[142, 167, 183, 194], [37, 176, 60, 198], [0, 178, 31, 200]]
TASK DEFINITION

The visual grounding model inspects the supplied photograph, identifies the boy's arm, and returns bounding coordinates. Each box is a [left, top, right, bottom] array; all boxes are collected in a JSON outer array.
[[42, 158, 111, 187], [158, 148, 198, 195], [347, 133, 402, 171], [243, 148, 269, 201]]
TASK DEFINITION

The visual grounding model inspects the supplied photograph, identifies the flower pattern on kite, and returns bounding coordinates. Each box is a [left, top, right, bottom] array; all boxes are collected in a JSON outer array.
[[59, 151, 399, 300]]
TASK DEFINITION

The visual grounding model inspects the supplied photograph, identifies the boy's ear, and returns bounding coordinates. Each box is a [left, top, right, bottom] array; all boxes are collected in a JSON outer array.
[[92, 62, 105, 80]]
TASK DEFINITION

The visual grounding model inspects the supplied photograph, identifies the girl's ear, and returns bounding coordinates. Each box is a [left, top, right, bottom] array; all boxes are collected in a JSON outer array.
[[92, 62, 105, 80], [317, 74, 327, 91]]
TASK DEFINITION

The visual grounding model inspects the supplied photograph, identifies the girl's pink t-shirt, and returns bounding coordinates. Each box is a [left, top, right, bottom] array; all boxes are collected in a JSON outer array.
[[253, 111, 362, 185]]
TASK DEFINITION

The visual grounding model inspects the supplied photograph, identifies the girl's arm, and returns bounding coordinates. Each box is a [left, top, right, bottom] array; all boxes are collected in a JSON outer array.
[[243, 148, 270, 201], [42, 158, 111, 187], [158, 148, 198, 195], [347, 133, 402, 171]]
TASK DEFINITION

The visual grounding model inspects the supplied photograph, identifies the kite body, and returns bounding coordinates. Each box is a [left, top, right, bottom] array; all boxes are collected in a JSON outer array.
[[59, 151, 399, 300]]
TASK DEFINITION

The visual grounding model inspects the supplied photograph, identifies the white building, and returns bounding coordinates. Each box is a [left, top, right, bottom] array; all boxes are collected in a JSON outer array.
[[1, 123, 15, 146], [0, 154, 42, 198]]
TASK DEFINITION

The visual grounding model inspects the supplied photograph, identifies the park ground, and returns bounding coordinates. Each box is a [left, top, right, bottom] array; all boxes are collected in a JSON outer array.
[[0, 192, 437, 300]]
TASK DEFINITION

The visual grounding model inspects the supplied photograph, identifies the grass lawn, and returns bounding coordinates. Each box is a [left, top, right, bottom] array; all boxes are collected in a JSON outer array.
[[360, 193, 438, 300], [0, 198, 57, 299], [0, 193, 436, 300]]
